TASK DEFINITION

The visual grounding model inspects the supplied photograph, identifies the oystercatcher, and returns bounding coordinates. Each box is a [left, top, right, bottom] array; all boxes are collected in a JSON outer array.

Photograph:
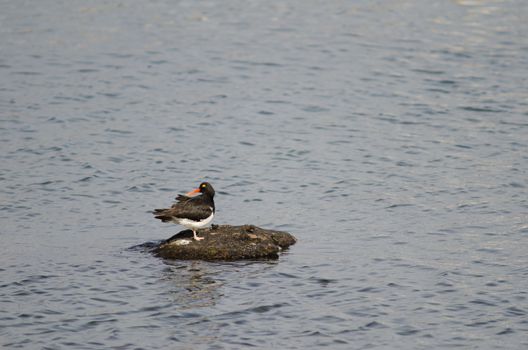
[[153, 182, 215, 241]]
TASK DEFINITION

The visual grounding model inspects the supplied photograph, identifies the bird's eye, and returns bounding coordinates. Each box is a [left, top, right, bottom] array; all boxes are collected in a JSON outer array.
[[201, 184, 206, 188]]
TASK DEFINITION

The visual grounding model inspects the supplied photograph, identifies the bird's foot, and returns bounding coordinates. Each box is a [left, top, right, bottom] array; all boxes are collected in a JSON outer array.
[[193, 231, 205, 241]]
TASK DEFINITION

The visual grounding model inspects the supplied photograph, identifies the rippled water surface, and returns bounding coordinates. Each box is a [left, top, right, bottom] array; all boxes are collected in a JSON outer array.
[[2, 0, 528, 349]]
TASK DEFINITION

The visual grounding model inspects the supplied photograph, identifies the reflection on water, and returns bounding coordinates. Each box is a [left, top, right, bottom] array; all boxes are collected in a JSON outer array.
[[162, 261, 223, 309]]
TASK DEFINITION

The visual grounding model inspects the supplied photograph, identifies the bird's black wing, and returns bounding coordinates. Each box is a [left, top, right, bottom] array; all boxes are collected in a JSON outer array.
[[174, 194, 191, 203], [153, 199, 213, 222]]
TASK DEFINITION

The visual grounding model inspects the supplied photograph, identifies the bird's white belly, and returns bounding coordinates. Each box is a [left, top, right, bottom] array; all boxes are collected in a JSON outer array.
[[174, 212, 214, 229]]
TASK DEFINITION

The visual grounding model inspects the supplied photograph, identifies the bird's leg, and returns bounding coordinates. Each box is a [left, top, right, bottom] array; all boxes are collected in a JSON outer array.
[[193, 229, 204, 241]]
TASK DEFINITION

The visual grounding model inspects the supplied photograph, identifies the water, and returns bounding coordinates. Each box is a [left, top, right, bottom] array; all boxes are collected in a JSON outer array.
[[1, 0, 528, 348]]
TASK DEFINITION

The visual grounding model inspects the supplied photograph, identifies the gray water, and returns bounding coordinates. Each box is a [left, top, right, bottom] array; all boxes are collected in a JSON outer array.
[[1, 0, 528, 349]]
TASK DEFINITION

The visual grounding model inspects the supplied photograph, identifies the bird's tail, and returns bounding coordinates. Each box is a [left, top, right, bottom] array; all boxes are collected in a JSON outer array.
[[153, 208, 172, 222]]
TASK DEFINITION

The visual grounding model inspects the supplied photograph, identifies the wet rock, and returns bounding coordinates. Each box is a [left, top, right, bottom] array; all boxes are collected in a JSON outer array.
[[153, 224, 296, 260]]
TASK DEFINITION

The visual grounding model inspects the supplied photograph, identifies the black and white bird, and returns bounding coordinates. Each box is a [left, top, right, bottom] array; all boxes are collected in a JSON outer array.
[[153, 182, 215, 241]]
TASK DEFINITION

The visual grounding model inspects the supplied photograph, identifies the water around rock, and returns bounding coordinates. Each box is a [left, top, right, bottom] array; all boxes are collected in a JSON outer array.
[[2, 1, 528, 349]]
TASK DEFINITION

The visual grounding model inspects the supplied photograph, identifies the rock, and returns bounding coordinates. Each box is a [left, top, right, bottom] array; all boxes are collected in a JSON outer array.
[[153, 224, 296, 260]]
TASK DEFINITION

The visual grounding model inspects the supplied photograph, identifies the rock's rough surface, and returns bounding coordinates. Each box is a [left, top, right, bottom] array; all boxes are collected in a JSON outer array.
[[153, 224, 296, 260]]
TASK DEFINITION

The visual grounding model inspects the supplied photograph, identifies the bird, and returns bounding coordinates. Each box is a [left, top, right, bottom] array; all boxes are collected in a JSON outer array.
[[153, 182, 215, 241]]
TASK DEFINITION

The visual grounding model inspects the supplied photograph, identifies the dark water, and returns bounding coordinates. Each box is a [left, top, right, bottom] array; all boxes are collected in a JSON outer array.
[[1, 0, 528, 348]]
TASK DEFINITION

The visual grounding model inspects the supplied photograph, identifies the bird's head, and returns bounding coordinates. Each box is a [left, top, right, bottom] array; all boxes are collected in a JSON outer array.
[[186, 182, 215, 198]]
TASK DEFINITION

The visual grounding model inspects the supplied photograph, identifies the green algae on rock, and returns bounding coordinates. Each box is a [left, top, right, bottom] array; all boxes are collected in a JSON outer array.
[[153, 224, 296, 260]]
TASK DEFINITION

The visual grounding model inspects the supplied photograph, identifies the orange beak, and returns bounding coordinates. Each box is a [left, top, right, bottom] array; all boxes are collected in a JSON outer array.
[[185, 188, 200, 196]]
